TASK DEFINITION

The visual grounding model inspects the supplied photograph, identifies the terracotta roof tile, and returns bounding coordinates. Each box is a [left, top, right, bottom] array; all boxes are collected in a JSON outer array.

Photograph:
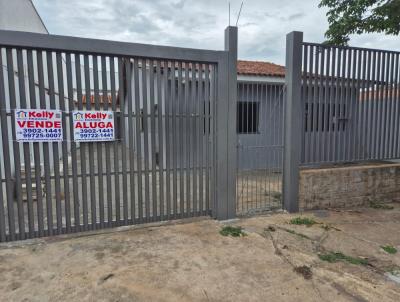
[[237, 60, 285, 77]]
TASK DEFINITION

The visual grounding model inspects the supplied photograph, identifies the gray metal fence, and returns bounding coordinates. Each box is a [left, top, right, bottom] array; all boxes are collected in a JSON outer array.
[[283, 31, 400, 213], [0, 28, 237, 242], [301, 43, 400, 164], [236, 81, 284, 214]]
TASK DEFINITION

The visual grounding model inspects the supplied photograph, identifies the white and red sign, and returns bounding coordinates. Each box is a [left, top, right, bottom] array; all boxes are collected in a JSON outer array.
[[15, 109, 63, 142], [72, 110, 114, 142]]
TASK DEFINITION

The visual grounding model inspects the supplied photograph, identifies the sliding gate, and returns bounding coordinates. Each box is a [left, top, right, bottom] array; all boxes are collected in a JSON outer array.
[[0, 30, 232, 242]]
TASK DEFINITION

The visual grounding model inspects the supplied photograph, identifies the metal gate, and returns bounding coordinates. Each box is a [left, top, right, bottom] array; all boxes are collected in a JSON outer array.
[[0, 29, 237, 242], [236, 81, 285, 215]]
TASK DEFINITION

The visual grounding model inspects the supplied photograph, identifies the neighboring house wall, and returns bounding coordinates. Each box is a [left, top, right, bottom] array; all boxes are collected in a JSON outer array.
[[0, 0, 48, 34], [0, 0, 50, 182]]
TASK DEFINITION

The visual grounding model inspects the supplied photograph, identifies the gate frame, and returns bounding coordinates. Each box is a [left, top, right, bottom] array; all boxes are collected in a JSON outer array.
[[283, 31, 303, 213]]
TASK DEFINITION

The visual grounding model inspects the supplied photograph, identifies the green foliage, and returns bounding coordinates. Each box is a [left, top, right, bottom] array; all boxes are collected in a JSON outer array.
[[220, 226, 246, 237], [381, 245, 398, 254], [319, 0, 400, 45], [369, 201, 394, 210], [319, 252, 369, 265], [289, 217, 317, 227]]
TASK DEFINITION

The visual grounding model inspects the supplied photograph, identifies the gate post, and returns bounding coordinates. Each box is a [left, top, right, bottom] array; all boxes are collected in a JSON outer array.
[[214, 26, 238, 220], [283, 31, 303, 213]]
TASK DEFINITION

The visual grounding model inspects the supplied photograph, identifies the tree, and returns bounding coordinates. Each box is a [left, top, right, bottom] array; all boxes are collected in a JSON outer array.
[[319, 0, 400, 45]]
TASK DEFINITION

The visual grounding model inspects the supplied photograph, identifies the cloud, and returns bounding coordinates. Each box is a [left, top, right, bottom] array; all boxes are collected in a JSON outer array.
[[32, 0, 399, 65]]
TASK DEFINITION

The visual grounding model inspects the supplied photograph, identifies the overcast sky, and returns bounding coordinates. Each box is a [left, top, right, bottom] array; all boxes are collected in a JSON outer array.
[[32, 0, 399, 65]]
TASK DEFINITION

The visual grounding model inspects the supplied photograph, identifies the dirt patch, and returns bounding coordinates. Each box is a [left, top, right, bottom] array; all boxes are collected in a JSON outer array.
[[293, 266, 313, 280]]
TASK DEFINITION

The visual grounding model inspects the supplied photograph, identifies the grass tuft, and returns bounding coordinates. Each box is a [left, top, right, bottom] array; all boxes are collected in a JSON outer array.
[[381, 245, 397, 254], [318, 252, 368, 265], [289, 217, 316, 227], [369, 201, 394, 210], [220, 226, 246, 237]]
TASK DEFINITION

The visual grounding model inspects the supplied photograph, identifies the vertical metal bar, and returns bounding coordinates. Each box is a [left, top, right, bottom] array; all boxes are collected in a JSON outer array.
[[197, 63, 204, 215], [128, 58, 136, 223], [66, 53, 80, 231], [362, 51, 376, 159], [6, 49, 25, 239], [101, 56, 112, 226], [327, 47, 336, 162], [27, 49, 43, 237], [380, 52, 389, 158], [192, 62, 198, 216], [37, 51, 53, 235], [141, 59, 150, 222], [204, 64, 211, 213], [0, 48, 15, 240], [46, 51, 62, 235], [283, 31, 303, 212], [323, 47, 331, 162], [171, 62, 178, 218], [119, 58, 128, 225], [110, 57, 119, 225], [209, 64, 215, 214], [375, 51, 383, 159], [387, 52, 395, 158], [84, 55, 96, 230], [306, 45, 314, 163], [178, 62, 184, 216], [165, 61, 171, 219], [56, 52, 71, 233], [383, 52, 392, 158], [156, 61, 164, 219], [369, 51, 377, 159], [344, 48, 353, 161], [301, 45, 307, 163], [17, 49, 34, 238], [133, 58, 143, 223], [75, 54, 88, 231], [149, 60, 157, 220], [93, 55, 104, 228], [353, 49, 361, 160], [184, 62, 190, 217]]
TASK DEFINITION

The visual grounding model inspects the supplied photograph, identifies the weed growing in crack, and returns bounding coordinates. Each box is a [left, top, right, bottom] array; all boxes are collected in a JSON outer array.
[[220, 226, 246, 237], [381, 245, 397, 254], [318, 252, 368, 265], [289, 217, 316, 227]]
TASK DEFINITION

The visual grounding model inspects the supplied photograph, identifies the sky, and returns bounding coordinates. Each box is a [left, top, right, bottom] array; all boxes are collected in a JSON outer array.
[[32, 0, 399, 65]]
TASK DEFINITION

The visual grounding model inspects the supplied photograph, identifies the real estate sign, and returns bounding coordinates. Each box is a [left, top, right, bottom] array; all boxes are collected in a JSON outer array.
[[72, 110, 115, 142], [15, 109, 63, 142]]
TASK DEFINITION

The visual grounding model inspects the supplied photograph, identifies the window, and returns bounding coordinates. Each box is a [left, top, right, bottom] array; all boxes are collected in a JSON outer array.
[[237, 102, 259, 134]]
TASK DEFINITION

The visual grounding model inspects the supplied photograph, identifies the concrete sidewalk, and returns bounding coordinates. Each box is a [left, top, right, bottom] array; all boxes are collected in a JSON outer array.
[[0, 204, 400, 301]]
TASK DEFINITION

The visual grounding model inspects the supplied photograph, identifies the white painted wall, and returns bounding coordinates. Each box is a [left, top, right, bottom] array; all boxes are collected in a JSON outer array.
[[0, 0, 48, 34]]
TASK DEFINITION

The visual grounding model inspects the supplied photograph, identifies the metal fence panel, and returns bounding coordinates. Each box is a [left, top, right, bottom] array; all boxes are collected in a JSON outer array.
[[0, 30, 226, 242], [301, 43, 400, 165]]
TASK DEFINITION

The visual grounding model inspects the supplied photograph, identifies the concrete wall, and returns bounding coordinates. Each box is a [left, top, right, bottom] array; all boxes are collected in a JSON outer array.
[[299, 163, 400, 210]]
